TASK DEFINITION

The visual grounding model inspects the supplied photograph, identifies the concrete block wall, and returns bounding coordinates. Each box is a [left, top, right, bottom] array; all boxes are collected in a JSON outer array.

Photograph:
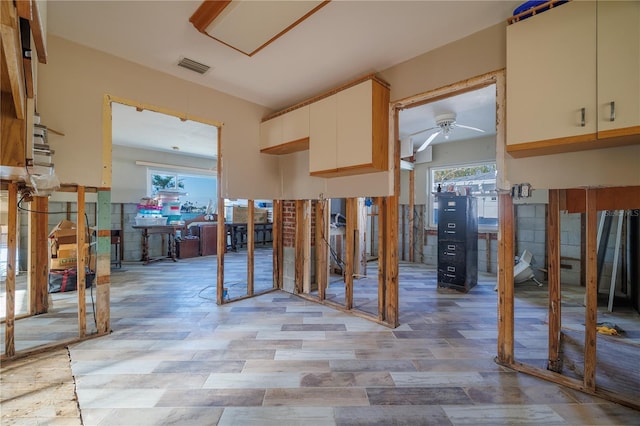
[[514, 204, 547, 283]]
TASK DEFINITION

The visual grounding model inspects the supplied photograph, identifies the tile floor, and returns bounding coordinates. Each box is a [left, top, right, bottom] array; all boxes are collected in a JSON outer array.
[[2, 251, 640, 425]]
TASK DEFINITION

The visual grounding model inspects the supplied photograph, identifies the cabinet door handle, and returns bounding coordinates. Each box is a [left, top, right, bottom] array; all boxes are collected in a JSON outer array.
[[580, 107, 586, 127], [609, 101, 615, 122]]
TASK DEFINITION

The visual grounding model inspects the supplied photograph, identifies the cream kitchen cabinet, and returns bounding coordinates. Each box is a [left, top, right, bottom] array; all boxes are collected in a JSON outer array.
[[506, 0, 639, 158], [260, 105, 310, 155], [309, 78, 389, 177]]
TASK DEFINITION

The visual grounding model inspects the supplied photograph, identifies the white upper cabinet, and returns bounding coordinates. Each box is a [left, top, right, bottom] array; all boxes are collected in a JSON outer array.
[[309, 94, 337, 173], [260, 105, 310, 155], [309, 78, 389, 177], [506, 0, 639, 157], [596, 1, 640, 136], [507, 1, 596, 148]]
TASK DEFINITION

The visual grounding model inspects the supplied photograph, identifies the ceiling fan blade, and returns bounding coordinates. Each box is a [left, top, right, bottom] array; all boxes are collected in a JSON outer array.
[[454, 123, 485, 133], [417, 131, 440, 152], [408, 126, 439, 137]]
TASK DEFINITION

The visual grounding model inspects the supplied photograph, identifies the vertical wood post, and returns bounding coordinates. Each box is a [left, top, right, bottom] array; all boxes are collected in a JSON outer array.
[[4, 183, 18, 357], [345, 198, 356, 310], [409, 168, 415, 263], [272, 200, 283, 289], [30, 195, 49, 314], [302, 200, 311, 293], [247, 200, 255, 295], [376, 197, 385, 321], [77, 186, 87, 337], [547, 189, 562, 372], [497, 192, 514, 364], [96, 189, 111, 333], [315, 199, 329, 300], [216, 129, 225, 304], [294, 200, 305, 294], [584, 188, 598, 391]]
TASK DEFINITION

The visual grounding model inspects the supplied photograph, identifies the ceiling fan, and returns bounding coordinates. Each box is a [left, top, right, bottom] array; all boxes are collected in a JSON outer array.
[[411, 112, 485, 152]]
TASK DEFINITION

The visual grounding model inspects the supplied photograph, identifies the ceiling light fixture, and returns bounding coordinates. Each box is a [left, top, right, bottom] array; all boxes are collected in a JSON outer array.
[[189, 0, 331, 57]]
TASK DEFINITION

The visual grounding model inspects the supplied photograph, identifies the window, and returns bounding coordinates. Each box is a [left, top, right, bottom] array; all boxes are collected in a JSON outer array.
[[148, 169, 217, 217], [429, 162, 497, 229]]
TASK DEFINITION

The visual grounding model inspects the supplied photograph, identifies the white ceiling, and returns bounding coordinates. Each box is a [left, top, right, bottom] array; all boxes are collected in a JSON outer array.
[[46, 1, 519, 158]]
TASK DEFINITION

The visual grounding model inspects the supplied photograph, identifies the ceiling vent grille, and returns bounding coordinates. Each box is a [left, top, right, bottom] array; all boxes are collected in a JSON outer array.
[[177, 57, 211, 75]]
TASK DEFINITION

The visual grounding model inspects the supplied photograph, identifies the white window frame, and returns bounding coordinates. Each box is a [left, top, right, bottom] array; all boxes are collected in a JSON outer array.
[[428, 161, 498, 232]]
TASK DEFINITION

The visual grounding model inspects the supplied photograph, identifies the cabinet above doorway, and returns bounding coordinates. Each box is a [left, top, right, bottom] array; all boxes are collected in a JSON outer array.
[[259, 75, 390, 178]]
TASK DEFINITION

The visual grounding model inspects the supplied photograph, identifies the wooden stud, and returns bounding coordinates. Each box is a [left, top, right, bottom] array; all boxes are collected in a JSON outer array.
[[376, 197, 385, 321], [77, 186, 87, 338], [315, 199, 329, 300], [96, 189, 111, 334], [497, 192, 514, 364], [584, 188, 598, 391], [345, 198, 356, 310], [4, 182, 18, 357], [31, 195, 48, 314], [247, 199, 255, 295], [294, 200, 305, 294], [216, 127, 225, 304], [0, 0, 26, 119], [272, 200, 283, 290], [547, 189, 562, 372], [302, 200, 311, 293], [409, 168, 415, 263]]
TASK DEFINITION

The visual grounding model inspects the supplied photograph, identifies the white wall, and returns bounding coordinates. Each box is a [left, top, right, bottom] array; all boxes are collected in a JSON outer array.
[[110, 145, 216, 203], [37, 36, 279, 199]]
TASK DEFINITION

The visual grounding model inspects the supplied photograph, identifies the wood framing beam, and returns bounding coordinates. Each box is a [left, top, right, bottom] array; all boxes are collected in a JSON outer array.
[[302, 200, 311, 293], [315, 199, 329, 300], [584, 189, 598, 391], [77, 186, 87, 338], [4, 182, 18, 357], [376, 197, 385, 322], [96, 189, 111, 334], [547, 189, 562, 372], [497, 192, 514, 364], [562, 186, 640, 213], [345, 198, 356, 310], [409, 169, 415, 262], [30, 195, 48, 314], [247, 200, 255, 295], [272, 200, 283, 290], [294, 200, 305, 294], [1, 0, 26, 119], [216, 131, 225, 304]]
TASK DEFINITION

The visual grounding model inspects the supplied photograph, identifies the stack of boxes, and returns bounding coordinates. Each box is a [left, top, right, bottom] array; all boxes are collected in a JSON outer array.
[[48, 220, 95, 293], [135, 198, 166, 226]]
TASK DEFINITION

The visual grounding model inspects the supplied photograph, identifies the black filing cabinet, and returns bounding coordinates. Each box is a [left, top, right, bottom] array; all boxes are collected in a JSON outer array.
[[437, 195, 478, 292]]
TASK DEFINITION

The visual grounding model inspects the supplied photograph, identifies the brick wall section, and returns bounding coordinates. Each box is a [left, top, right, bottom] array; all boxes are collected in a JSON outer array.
[[283, 201, 296, 247], [282, 200, 317, 248]]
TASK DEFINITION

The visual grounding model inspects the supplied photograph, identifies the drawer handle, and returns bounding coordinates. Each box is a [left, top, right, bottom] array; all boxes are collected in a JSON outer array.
[[444, 273, 456, 278], [447, 266, 456, 272], [445, 252, 455, 256], [447, 245, 456, 250], [609, 101, 615, 122], [580, 107, 586, 127], [447, 223, 456, 229], [445, 230, 455, 234]]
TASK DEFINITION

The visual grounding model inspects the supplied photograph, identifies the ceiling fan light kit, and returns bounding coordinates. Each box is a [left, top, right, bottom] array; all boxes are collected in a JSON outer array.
[[416, 112, 485, 152]]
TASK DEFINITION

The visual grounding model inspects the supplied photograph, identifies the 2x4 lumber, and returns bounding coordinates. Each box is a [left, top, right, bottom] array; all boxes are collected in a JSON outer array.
[[294, 200, 305, 294], [584, 189, 598, 391], [0, 0, 25, 119], [4, 182, 18, 357], [497, 192, 514, 364], [315, 200, 329, 300], [272, 200, 283, 290], [96, 189, 111, 333], [409, 169, 415, 262], [247, 200, 255, 295], [77, 186, 87, 338], [376, 197, 385, 322], [302, 200, 311, 293], [30, 195, 48, 314], [547, 189, 562, 372], [345, 198, 356, 310]]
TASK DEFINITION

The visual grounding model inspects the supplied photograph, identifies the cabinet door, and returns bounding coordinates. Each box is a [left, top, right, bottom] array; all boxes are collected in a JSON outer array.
[[309, 94, 337, 174], [259, 116, 282, 150], [282, 105, 309, 142], [597, 1, 640, 136], [336, 80, 373, 169], [506, 1, 597, 145]]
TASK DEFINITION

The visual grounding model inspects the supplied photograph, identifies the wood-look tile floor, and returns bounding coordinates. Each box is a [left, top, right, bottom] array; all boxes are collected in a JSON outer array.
[[2, 250, 639, 425]]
